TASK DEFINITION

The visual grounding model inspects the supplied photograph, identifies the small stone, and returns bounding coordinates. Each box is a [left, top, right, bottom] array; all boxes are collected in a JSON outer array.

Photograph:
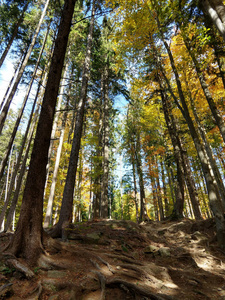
[[86, 233, 101, 241], [116, 266, 121, 270], [144, 245, 159, 254], [158, 247, 171, 257]]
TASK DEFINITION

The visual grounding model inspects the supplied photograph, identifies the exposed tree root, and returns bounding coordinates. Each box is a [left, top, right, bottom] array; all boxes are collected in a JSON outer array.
[[0, 283, 13, 298], [6, 258, 35, 278], [94, 271, 106, 300], [105, 253, 143, 265], [27, 280, 42, 299], [106, 277, 174, 300], [118, 263, 153, 281], [97, 256, 115, 274]]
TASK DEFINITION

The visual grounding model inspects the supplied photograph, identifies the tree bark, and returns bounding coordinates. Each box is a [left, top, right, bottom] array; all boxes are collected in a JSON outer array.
[[101, 63, 110, 219], [131, 153, 139, 223], [50, 0, 96, 238], [6, 0, 77, 265], [201, 0, 225, 41], [135, 133, 149, 222], [43, 93, 69, 228], [160, 88, 185, 219]]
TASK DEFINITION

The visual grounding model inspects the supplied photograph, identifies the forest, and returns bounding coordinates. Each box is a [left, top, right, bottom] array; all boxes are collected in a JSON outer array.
[[1, 0, 225, 298]]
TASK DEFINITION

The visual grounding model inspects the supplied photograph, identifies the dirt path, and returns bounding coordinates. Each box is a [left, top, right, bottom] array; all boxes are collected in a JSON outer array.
[[1, 218, 225, 299]]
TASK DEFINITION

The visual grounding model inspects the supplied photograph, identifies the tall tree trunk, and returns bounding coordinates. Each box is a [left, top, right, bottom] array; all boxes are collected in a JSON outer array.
[[183, 34, 225, 144], [0, 1, 29, 68], [0, 147, 13, 231], [50, 0, 96, 238], [0, 24, 49, 181], [201, 0, 225, 41], [157, 22, 225, 247], [43, 96, 69, 228], [131, 154, 139, 222], [0, 68, 45, 230], [160, 159, 169, 217], [0, 50, 25, 112], [160, 88, 185, 218], [6, 0, 77, 265], [101, 63, 110, 219], [156, 158, 164, 220], [44, 55, 70, 197], [135, 134, 149, 222], [0, 0, 50, 135], [4, 104, 40, 232], [186, 79, 225, 208]]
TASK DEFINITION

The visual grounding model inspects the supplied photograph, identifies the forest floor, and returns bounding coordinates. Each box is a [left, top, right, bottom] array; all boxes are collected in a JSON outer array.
[[1, 218, 225, 299]]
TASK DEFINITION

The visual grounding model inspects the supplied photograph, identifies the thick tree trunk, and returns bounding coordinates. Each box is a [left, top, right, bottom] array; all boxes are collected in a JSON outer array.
[[0, 0, 50, 135], [6, 0, 76, 265], [201, 0, 225, 41], [50, 0, 96, 237]]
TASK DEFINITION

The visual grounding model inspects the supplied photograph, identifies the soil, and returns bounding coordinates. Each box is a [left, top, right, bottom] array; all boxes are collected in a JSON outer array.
[[1, 218, 225, 299]]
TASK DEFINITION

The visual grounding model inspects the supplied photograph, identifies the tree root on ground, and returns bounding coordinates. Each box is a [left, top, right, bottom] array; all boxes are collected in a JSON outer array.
[[38, 254, 74, 270], [27, 280, 42, 299], [97, 256, 115, 274], [118, 263, 154, 281], [105, 253, 143, 265], [93, 271, 106, 300], [0, 283, 13, 298], [6, 258, 35, 278], [106, 277, 175, 300]]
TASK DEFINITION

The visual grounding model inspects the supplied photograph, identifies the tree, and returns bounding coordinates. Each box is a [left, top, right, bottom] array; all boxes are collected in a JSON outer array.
[[5, 0, 77, 265], [50, 0, 96, 238]]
